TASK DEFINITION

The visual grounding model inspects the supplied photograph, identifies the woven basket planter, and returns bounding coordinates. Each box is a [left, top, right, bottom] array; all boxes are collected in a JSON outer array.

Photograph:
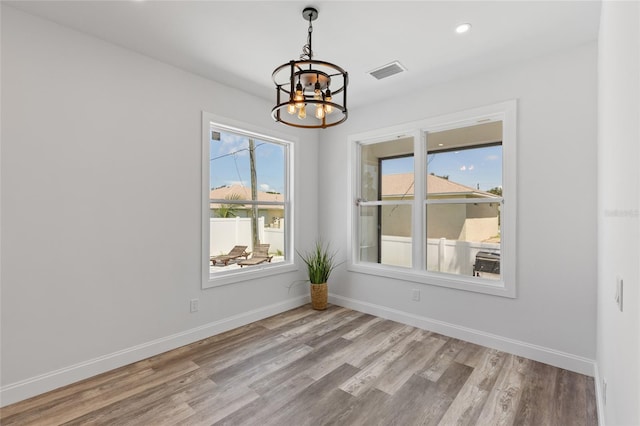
[[310, 283, 328, 310]]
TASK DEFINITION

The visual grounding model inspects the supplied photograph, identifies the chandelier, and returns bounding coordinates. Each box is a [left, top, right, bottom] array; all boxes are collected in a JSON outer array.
[[271, 7, 348, 129]]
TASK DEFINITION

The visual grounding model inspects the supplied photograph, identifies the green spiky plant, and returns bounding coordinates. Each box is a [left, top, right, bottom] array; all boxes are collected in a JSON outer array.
[[297, 241, 338, 284]]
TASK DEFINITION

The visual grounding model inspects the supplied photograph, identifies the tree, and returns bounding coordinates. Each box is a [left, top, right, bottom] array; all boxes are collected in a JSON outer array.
[[216, 193, 243, 218], [487, 187, 503, 196], [429, 172, 449, 180]]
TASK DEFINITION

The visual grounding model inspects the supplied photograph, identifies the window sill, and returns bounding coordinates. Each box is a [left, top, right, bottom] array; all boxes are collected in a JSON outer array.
[[348, 262, 515, 298], [203, 262, 298, 289]]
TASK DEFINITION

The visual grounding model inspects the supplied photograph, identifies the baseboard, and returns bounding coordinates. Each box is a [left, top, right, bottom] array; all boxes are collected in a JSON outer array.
[[0, 295, 308, 407], [593, 362, 605, 426], [329, 293, 596, 377]]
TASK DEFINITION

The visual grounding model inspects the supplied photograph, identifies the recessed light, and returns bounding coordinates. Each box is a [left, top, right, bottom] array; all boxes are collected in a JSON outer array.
[[438, 143, 444, 147], [455, 23, 472, 34]]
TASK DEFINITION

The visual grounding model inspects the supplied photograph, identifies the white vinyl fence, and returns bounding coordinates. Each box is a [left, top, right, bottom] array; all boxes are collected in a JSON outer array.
[[380, 236, 500, 276], [210, 217, 284, 255]]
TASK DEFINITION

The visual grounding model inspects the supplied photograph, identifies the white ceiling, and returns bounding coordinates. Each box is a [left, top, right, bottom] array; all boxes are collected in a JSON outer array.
[[6, 1, 601, 110]]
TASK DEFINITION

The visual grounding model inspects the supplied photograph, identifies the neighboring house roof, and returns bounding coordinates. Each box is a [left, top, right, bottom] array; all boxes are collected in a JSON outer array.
[[381, 173, 499, 198], [209, 184, 284, 209]]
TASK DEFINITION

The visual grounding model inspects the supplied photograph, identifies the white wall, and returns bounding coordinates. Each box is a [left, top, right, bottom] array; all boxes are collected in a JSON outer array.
[[0, 6, 319, 404], [597, 2, 640, 425], [320, 43, 598, 372]]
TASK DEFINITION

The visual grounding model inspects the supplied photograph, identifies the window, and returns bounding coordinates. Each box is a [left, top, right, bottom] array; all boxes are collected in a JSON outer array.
[[202, 113, 295, 288], [350, 101, 516, 297]]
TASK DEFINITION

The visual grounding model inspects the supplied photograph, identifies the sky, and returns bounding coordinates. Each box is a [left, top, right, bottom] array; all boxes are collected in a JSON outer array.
[[382, 145, 502, 191], [210, 130, 285, 194], [211, 128, 502, 195]]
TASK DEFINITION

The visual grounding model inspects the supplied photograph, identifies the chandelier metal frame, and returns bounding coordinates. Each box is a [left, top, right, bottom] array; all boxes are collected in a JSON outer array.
[[271, 7, 348, 129]]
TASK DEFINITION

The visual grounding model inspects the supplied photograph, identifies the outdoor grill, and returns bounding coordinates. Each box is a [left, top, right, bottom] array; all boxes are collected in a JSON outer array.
[[473, 251, 500, 276]]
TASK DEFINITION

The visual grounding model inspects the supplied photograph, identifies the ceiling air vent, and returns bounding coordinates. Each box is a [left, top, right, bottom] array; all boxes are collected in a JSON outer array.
[[368, 61, 407, 80]]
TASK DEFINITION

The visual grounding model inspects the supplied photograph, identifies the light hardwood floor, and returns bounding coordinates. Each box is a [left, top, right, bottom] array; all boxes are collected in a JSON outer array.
[[1, 305, 597, 425]]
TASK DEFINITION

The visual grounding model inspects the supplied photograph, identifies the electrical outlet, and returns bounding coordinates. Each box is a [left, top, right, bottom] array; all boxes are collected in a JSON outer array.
[[411, 289, 420, 301], [190, 299, 199, 313]]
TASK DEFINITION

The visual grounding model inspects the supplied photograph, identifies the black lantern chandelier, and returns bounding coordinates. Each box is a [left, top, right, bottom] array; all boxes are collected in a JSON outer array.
[[271, 7, 348, 129]]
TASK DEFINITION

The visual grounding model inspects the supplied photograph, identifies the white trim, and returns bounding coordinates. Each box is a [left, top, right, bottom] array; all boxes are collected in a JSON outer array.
[[0, 296, 309, 407], [348, 100, 517, 298], [347, 263, 510, 297], [202, 111, 297, 289], [206, 262, 298, 288], [329, 293, 596, 377]]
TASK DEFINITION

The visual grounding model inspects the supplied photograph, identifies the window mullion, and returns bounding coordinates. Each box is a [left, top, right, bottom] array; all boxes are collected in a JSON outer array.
[[412, 130, 425, 271], [425, 197, 503, 205]]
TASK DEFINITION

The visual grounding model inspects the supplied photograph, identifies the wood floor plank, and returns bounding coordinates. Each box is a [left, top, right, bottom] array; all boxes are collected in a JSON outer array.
[[256, 304, 320, 329], [413, 362, 475, 426], [213, 373, 315, 426], [176, 383, 259, 426], [338, 329, 424, 396], [454, 340, 486, 368], [304, 323, 413, 381], [475, 354, 530, 426], [341, 315, 385, 340], [212, 344, 314, 388], [585, 376, 598, 424], [376, 336, 449, 396], [262, 363, 359, 426], [318, 387, 391, 426], [419, 337, 468, 382], [377, 361, 473, 426], [248, 336, 353, 395], [554, 367, 590, 426], [0, 306, 598, 426], [437, 348, 508, 425], [303, 311, 375, 349], [340, 321, 415, 366], [62, 369, 213, 425], [512, 360, 559, 426], [0, 358, 154, 420], [3, 360, 200, 426]]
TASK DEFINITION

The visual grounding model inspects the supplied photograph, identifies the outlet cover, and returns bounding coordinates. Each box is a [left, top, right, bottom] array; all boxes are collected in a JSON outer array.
[[190, 299, 199, 313], [411, 289, 420, 301]]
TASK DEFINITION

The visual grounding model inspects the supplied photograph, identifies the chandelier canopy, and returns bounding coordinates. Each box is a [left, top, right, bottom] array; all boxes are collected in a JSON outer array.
[[271, 7, 348, 129]]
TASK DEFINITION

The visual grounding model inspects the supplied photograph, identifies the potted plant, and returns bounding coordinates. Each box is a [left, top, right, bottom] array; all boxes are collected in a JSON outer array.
[[298, 241, 338, 310]]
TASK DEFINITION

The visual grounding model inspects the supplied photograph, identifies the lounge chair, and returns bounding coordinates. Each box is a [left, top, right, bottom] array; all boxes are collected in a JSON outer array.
[[210, 245, 249, 266], [238, 244, 273, 267]]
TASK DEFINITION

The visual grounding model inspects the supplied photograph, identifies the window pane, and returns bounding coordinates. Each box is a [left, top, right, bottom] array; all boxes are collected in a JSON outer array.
[[360, 137, 413, 201], [359, 205, 412, 267], [210, 131, 285, 198], [426, 202, 501, 279], [359, 205, 378, 263], [426, 121, 503, 198], [209, 206, 286, 274], [209, 127, 287, 275]]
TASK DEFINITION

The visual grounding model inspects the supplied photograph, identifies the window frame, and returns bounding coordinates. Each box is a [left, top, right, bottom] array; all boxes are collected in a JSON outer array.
[[348, 101, 517, 298], [202, 112, 297, 289]]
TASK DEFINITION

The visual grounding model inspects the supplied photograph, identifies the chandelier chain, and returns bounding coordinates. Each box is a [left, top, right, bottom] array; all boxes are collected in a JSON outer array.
[[300, 16, 314, 61]]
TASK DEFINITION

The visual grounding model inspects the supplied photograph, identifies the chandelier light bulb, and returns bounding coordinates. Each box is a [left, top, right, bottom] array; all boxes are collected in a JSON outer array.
[[294, 82, 305, 108], [298, 104, 306, 119], [314, 81, 322, 100], [287, 103, 296, 115], [325, 89, 333, 114], [315, 104, 325, 119]]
